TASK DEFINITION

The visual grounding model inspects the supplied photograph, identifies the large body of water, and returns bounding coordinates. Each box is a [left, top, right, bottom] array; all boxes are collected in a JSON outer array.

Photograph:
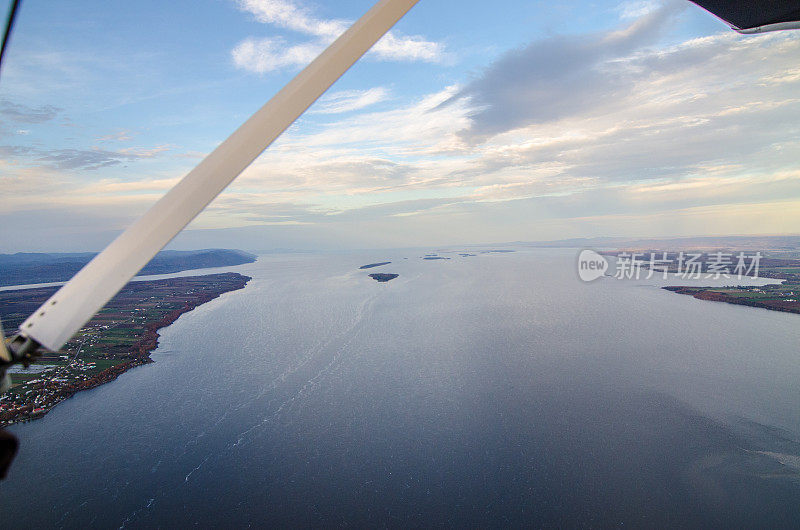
[[3, 249, 800, 527]]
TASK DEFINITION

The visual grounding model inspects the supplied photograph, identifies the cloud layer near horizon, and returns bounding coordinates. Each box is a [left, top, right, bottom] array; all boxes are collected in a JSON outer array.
[[2, 2, 800, 250]]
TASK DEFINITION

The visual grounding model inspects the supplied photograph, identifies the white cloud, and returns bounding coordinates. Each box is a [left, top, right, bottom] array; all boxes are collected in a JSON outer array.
[[220, 17, 800, 231], [237, 0, 347, 38], [232, 0, 443, 74], [231, 37, 323, 73], [312, 87, 389, 114], [372, 32, 442, 63]]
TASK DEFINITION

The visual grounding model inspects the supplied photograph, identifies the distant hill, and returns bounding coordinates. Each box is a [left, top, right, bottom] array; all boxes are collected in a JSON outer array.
[[516, 235, 800, 254], [0, 249, 257, 287]]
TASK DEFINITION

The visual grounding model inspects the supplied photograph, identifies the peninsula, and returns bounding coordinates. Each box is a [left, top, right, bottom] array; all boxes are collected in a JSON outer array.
[[606, 249, 800, 316], [0, 249, 256, 287], [0, 273, 250, 425], [662, 255, 799, 315]]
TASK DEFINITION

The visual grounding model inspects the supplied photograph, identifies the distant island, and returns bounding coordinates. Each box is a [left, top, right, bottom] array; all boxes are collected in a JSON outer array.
[[0, 249, 257, 287], [369, 273, 399, 283], [0, 273, 250, 424], [359, 262, 391, 269]]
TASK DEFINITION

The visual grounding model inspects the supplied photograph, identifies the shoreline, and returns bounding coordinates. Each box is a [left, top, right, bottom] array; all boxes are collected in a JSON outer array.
[[663, 285, 800, 315], [600, 249, 799, 317]]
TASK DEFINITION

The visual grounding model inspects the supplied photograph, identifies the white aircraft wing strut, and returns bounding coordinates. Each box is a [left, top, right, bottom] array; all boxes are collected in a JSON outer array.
[[17, 0, 419, 351]]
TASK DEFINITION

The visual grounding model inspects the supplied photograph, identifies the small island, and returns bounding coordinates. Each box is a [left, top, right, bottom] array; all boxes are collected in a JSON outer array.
[[0, 273, 250, 425], [369, 273, 399, 283], [359, 262, 391, 269]]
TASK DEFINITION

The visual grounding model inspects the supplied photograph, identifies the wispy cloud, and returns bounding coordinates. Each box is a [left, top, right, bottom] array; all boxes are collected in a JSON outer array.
[[32, 148, 141, 171], [117, 144, 175, 158], [98, 129, 135, 143], [0, 144, 174, 171], [238, 0, 349, 38], [232, 37, 323, 73], [616, 0, 661, 20], [0, 99, 61, 124], [232, 0, 443, 74], [312, 87, 389, 114]]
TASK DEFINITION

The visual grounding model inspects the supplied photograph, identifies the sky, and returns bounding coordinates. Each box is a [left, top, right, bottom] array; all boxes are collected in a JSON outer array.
[[1, 0, 799, 252]]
